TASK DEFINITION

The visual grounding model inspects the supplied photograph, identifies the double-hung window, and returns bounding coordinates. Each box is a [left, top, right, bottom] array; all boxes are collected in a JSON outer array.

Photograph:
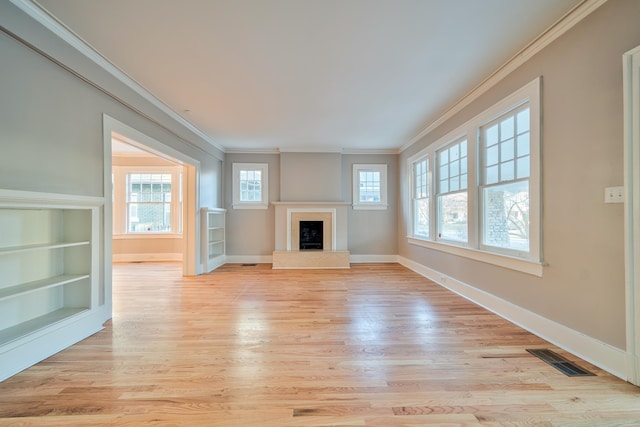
[[412, 157, 430, 238], [436, 139, 468, 243], [112, 166, 183, 234], [232, 163, 269, 209], [352, 164, 388, 210], [480, 105, 531, 254], [407, 77, 541, 275]]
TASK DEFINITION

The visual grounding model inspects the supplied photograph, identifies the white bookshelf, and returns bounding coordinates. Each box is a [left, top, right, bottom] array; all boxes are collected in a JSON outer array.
[[201, 208, 226, 272], [0, 190, 104, 381]]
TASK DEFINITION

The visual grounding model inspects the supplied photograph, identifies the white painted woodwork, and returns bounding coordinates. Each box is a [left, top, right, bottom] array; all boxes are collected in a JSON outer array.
[[0, 189, 105, 381], [200, 208, 226, 272]]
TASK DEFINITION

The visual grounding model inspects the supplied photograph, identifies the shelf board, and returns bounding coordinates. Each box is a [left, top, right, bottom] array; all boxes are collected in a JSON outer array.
[[208, 240, 224, 246], [0, 307, 89, 346], [0, 274, 90, 302], [0, 241, 90, 256], [208, 226, 224, 230]]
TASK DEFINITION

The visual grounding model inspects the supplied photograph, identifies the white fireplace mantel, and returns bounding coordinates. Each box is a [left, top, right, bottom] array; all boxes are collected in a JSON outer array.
[[272, 201, 350, 268]]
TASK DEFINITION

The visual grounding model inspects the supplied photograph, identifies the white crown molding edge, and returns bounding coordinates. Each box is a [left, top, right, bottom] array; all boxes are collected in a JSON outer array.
[[397, 255, 629, 382], [400, 0, 609, 153], [11, 0, 227, 155]]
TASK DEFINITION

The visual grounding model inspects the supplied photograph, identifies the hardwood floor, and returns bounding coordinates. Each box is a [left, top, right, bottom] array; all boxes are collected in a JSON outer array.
[[0, 262, 639, 426]]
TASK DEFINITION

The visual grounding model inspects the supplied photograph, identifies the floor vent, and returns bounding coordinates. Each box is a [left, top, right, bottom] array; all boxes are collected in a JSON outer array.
[[526, 349, 595, 377], [241, 263, 258, 267]]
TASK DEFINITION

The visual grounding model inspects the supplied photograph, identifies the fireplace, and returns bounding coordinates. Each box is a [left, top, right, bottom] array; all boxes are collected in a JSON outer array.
[[272, 202, 350, 268], [299, 221, 323, 250]]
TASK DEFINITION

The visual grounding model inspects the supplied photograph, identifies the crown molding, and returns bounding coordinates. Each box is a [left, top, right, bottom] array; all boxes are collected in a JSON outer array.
[[224, 148, 281, 155], [12, 0, 226, 155], [401, 0, 608, 153], [341, 148, 399, 155]]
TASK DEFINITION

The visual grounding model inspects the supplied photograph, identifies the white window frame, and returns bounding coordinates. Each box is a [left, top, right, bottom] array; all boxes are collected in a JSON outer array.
[[232, 163, 269, 210], [112, 165, 183, 236], [435, 137, 469, 244], [407, 77, 542, 276], [352, 164, 388, 210]]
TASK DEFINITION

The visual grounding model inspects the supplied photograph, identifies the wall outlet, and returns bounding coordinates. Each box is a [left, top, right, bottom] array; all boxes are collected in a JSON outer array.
[[604, 186, 624, 203]]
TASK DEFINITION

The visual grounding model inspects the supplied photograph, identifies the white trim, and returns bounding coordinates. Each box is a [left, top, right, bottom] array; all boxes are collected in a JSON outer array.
[[401, 0, 607, 152], [349, 254, 399, 263], [352, 164, 388, 210], [232, 163, 269, 210], [342, 148, 399, 155], [113, 234, 183, 240], [0, 189, 104, 206], [623, 45, 640, 386], [398, 256, 628, 381], [112, 253, 182, 263], [224, 255, 273, 264], [408, 237, 543, 277]]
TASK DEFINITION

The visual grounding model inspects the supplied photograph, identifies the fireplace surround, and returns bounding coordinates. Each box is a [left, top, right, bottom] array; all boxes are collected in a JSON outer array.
[[272, 201, 350, 269]]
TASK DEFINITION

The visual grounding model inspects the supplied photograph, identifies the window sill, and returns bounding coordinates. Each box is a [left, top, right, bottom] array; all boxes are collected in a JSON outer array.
[[114, 233, 183, 239], [352, 204, 388, 211], [232, 204, 269, 210], [407, 236, 544, 277]]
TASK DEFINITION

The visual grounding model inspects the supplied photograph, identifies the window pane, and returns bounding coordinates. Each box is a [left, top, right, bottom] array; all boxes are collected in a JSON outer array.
[[486, 145, 499, 166], [486, 124, 499, 147], [414, 198, 429, 238], [501, 139, 515, 161], [517, 133, 530, 157], [482, 180, 529, 252], [517, 156, 530, 179], [517, 109, 530, 133], [438, 192, 468, 242], [486, 165, 499, 184], [500, 116, 514, 139], [501, 160, 514, 181]]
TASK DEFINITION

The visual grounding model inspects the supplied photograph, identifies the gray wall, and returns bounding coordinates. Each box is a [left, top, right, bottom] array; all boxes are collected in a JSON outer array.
[[225, 152, 398, 257], [398, 0, 640, 350], [0, 2, 224, 302]]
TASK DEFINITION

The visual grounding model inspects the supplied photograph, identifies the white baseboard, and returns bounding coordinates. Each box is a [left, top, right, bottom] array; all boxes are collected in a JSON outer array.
[[112, 253, 182, 262], [350, 254, 399, 263], [398, 256, 629, 381], [224, 255, 273, 264]]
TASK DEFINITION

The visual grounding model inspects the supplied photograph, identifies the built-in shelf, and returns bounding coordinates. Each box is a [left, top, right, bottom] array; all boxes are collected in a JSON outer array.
[[0, 274, 90, 302], [0, 241, 90, 255], [0, 307, 89, 346], [0, 189, 105, 381], [201, 208, 226, 272]]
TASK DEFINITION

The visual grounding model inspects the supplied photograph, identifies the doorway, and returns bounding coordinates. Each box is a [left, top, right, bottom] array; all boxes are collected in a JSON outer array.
[[102, 115, 201, 287], [624, 45, 640, 386]]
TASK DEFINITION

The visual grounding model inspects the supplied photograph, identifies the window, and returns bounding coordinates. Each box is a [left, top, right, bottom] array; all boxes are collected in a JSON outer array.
[[112, 166, 182, 234], [480, 106, 531, 253], [352, 164, 388, 210], [412, 157, 429, 238], [127, 173, 173, 232], [232, 163, 269, 209], [436, 139, 468, 242], [407, 78, 541, 275]]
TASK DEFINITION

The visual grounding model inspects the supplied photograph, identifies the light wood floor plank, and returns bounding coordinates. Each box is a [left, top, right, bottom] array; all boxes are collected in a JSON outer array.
[[0, 262, 638, 426]]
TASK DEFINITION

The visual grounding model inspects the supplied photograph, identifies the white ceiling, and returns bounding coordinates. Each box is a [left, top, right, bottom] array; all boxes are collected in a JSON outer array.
[[36, 0, 583, 152]]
